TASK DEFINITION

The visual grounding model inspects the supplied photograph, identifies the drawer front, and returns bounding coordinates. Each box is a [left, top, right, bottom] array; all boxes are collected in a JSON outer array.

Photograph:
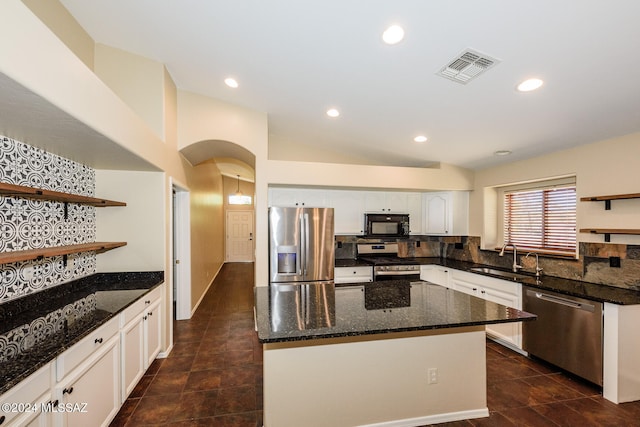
[[0, 363, 52, 426], [335, 266, 372, 278], [56, 315, 119, 381], [122, 286, 162, 325]]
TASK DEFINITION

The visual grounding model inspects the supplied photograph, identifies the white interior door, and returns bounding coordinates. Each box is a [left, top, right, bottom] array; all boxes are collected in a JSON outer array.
[[226, 210, 254, 262], [172, 183, 191, 320]]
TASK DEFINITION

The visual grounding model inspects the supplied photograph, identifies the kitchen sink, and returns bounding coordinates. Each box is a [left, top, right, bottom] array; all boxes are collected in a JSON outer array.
[[469, 267, 531, 281]]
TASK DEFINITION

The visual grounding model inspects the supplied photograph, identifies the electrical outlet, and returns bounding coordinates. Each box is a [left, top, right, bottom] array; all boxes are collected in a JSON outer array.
[[610, 256, 621, 268], [428, 367, 438, 384]]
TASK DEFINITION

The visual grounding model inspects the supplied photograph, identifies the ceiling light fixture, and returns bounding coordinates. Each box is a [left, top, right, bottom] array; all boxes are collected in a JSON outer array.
[[382, 25, 405, 45], [414, 135, 428, 143], [494, 150, 512, 156], [224, 77, 239, 88], [517, 78, 543, 92], [326, 108, 340, 118], [234, 175, 243, 196]]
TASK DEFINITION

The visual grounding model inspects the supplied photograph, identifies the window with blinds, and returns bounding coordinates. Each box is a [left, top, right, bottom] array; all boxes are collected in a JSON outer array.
[[503, 186, 576, 255]]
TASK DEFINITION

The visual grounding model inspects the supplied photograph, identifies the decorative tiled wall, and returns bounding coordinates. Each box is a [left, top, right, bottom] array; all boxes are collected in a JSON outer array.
[[0, 293, 97, 362], [0, 136, 97, 303]]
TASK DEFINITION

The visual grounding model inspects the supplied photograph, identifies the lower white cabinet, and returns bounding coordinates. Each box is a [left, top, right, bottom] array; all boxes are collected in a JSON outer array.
[[0, 363, 54, 427], [449, 269, 522, 350], [54, 335, 120, 427], [121, 287, 162, 401], [334, 266, 373, 284], [0, 284, 164, 427], [419, 265, 450, 287]]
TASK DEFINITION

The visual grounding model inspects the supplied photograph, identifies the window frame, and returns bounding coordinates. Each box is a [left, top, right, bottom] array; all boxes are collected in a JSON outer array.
[[496, 177, 578, 258]]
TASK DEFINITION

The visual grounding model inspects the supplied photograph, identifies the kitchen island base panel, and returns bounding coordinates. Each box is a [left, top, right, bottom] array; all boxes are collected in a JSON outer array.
[[603, 302, 640, 403], [263, 327, 488, 427]]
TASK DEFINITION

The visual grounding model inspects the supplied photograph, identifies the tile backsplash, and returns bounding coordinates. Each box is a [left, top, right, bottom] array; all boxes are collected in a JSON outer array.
[[0, 136, 97, 303], [336, 235, 640, 290]]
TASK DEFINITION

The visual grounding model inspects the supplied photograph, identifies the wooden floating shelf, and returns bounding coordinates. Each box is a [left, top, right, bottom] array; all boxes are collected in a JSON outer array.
[[0, 182, 126, 207], [580, 193, 640, 210], [579, 229, 640, 242], [0, 242, 127, 264]]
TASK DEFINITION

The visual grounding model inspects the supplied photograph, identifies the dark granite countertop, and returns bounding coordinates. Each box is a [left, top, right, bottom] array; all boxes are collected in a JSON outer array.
[[335, 256, 640, 305], [255, 280, 535, 343], [335, 259, 372, 268], [0, 271, 164, 394], [409, 258, 640, 305]]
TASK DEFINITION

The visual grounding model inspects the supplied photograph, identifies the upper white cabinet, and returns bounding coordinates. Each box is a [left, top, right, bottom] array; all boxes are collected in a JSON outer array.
[[423, 191, 469, 235], [406, 193, 423, 235], [364, 191, 411, 213], [268, 188, 329, 207], [330, 190, 366, 235]]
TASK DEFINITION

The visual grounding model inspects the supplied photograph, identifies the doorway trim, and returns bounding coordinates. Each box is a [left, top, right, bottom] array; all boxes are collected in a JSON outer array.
[[171, 179, 192, 320]]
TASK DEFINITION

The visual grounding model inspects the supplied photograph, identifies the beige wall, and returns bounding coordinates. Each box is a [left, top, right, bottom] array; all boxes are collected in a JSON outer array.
[[22, 0, 94, 70], [94, 44, 166, 139], [95, 170, 165, 271], [472, 132, 640, 246]]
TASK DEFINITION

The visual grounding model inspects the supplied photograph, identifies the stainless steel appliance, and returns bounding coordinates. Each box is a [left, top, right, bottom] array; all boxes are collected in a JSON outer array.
[[523, 286, 603, 385], [364, 213, 410, 238], [268, 207, 335, 284], [357, 243, 421, 281]]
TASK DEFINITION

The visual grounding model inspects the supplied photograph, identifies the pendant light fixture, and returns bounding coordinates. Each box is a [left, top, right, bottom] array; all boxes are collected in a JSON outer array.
[[234, 175, 243, 197]]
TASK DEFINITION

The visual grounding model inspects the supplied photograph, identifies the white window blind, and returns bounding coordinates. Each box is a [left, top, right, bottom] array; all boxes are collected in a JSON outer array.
[[503, 186, 576, 255]]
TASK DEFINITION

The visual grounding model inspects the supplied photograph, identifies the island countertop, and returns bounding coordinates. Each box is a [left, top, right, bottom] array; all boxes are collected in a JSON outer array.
[[255, 280, 535, 343]]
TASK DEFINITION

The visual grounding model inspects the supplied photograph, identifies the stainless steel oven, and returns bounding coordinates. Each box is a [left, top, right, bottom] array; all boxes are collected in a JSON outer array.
[[357, 243, 421, 281]]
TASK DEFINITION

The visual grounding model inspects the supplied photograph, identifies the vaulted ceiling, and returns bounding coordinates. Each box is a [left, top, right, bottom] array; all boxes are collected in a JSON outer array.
[[60, 0, 640, 170]]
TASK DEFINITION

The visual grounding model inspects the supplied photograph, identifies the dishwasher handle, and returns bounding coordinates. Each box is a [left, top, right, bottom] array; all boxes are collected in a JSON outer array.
[[526, 289, 595, 313]]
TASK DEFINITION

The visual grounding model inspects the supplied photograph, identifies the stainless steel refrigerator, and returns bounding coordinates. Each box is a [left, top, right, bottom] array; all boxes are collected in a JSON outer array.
[[268, 207, 335, 285]]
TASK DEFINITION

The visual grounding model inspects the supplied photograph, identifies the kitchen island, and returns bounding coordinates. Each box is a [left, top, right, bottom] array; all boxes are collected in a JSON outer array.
[[255, 280, 535, 427]]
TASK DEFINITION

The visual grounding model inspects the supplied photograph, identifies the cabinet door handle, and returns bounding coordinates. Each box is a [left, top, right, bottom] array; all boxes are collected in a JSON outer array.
[[481, 290, 486, 294], [145, 300, 151, 305], [148, 311, 153, 316], [94, 337, 103, 344], [63, 387, 74, 395], [143, 315, 148, 320], [472, 287, 477, 291]]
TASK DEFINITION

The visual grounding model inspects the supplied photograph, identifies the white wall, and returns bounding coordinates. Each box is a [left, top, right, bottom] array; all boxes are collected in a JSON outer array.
[[95, 170, 165, 272]]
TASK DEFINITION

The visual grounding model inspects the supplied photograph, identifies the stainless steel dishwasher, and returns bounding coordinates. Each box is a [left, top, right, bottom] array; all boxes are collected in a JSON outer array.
[[523, 286, 603, 386]]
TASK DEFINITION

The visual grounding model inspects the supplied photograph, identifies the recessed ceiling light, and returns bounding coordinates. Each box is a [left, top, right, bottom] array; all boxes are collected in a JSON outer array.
[[494, 150, 512, 156], [224, 77, 239, 88], [517, 78, 543, 92], [414, 135, 428, 143], [382, 25, 405, 45], [326, 108, 340, 118]]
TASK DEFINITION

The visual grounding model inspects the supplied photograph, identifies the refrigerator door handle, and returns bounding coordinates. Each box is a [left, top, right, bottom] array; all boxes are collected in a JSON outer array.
[[303, 213, 310, 276], [299, 214, 305, 276]]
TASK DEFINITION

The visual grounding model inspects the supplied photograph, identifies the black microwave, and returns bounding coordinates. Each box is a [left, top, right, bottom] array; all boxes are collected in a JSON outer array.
[[364, 213, 410, 237]]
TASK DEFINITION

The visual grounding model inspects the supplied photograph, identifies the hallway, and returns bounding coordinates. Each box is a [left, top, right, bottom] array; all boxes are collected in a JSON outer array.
[[110, 263, 640, 426]]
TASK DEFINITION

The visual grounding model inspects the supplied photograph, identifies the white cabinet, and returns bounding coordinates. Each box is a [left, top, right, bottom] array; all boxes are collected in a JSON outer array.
[[0, 363, 53, 427], [268, 188, 329, 207], [364, 191, 409, 213], [419, 265, 450, 287], [423, 191, 469, 235], [330, 190, 365, 235], [449, 269, 522, 350], [120, 286, 162, 401], [406, 193, 423, 234], [335, 266, 373, 284], [55, 334, 120, 427]]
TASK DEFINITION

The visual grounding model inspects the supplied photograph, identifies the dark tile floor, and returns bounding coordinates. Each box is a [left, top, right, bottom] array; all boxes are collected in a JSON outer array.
[[111, 263, 640, 426]]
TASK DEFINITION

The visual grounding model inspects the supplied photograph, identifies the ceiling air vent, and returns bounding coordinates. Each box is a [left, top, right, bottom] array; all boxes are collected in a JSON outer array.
[[437, 49, 500, 84]]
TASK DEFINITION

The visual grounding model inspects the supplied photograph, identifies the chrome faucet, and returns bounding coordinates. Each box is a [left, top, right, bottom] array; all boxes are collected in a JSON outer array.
[[526, 252, 543, 278], [499, 242, 522, 273]]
